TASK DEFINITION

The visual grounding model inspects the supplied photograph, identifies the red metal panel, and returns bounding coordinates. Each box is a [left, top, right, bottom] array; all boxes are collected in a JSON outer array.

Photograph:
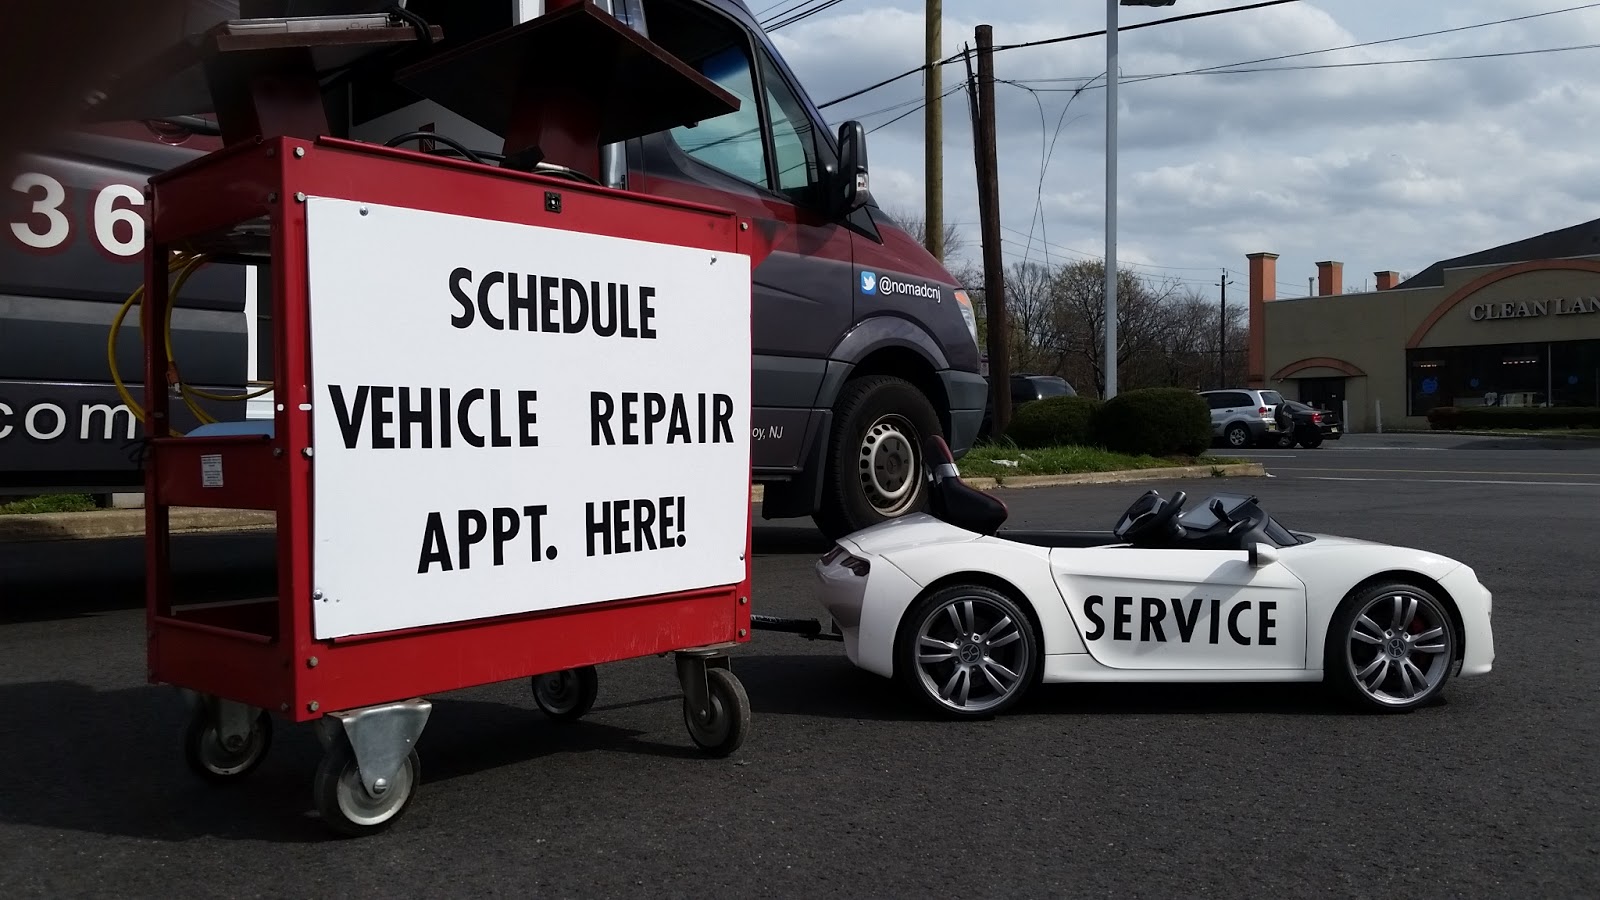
[[291, 588, 741, 721], [151, 619, 292, 713], [151, 437, 279, 509], [147, 139, 279, 246], [144, 135, 760, 723], [281, 138, 745, 253]]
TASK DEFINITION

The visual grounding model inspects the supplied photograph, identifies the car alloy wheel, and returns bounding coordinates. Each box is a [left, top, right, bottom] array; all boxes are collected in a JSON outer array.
[[1226, 423, 1250, 447], [1332, 584, 1456, 711], [899, 584, 1039, 719]]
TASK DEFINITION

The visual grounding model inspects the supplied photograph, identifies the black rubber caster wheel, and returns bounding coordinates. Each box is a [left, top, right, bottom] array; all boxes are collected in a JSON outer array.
[[313, 738, 420, 838], [683, 667, 750, 758], [532, 666, 600, 721], [183, 702, 272, 784]]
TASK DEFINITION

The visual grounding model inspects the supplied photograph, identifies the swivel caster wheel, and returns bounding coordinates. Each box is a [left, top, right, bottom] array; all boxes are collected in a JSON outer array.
[[532, 666, 599, 722], [313, 738, 420, 838], [683, 667, 750, 758], [183, 699, 272, 784]]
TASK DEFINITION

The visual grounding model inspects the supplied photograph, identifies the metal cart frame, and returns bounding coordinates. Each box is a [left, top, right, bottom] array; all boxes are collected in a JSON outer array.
[[125, 3, 762, 837], [144, 133, 758, 836]]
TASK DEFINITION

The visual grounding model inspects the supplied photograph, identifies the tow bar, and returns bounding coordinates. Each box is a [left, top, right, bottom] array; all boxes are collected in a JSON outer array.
[[749, 615, 844, 642]]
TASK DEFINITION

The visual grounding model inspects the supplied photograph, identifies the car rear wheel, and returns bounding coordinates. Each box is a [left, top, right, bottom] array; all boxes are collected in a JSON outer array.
[[1325, 581, 1457, 712], [813, 375, 941, 540], [896, 583, 1040, 719]]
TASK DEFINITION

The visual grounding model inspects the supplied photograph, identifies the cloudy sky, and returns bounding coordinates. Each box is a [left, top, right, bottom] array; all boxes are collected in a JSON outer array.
[[764, 0, 1600, 300]]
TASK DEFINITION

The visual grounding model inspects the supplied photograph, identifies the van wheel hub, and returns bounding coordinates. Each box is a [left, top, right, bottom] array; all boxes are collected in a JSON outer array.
[[859, 416, 919, 514]]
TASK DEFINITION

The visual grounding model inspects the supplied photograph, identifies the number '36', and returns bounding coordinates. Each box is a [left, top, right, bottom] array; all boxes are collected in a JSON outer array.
[[9, 171, 145, 258]]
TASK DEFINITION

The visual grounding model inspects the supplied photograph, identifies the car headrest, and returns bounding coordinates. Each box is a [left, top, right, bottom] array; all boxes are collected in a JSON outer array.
[[924, 434, 961, 483], [922, 433, 1008, 536]]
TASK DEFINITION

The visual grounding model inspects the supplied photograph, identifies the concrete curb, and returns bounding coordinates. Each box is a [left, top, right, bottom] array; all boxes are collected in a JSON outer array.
[[0, 508, 275, 544], [1387, 428, 1600, 441], [2, 464, 1264, 543], [969, 462, 1266, 490]]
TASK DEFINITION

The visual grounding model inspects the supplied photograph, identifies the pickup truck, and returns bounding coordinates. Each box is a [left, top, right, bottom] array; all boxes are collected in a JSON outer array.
[[0, 0, 988, 539]]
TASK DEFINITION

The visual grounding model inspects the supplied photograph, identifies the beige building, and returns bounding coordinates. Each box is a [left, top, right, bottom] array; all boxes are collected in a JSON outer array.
[[1245, 218, 1600, 432]]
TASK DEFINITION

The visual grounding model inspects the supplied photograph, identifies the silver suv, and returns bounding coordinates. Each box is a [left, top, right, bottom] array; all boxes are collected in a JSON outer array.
[[1199, 389, 1283, 449]]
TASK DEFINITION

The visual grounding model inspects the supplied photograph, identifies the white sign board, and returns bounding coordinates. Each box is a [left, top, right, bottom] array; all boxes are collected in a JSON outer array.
[[304, 197, 752, 639]]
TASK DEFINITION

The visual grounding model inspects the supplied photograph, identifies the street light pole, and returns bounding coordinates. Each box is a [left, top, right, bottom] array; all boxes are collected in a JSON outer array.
[[1104, 0, 1119, 399]]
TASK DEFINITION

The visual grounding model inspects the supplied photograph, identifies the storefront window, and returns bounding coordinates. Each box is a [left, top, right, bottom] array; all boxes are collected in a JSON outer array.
[[1407, 339, 1600, 414]]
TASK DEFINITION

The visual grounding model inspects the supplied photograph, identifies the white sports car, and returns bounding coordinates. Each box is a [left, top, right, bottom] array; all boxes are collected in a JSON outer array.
[[808, 437, 1494, 719]]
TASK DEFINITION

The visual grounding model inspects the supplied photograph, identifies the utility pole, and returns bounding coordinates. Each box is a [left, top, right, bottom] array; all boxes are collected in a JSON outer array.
[[924, 0, 944, 261], [973, 25, 1010, 435], [1216, 268, 1233, 389], [1103, 0, 1119, 399]]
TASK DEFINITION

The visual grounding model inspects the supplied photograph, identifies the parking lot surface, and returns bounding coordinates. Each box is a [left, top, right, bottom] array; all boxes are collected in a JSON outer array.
[[2, 434, 1596, 898]]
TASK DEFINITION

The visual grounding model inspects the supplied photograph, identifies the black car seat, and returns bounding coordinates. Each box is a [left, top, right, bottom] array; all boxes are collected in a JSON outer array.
[[924, 435, 1009, 536]]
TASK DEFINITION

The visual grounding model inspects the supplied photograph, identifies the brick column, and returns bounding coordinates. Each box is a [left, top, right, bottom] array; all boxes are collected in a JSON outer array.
[[1317, 260, 1343, 296], [1246, 252, 1278, 388]]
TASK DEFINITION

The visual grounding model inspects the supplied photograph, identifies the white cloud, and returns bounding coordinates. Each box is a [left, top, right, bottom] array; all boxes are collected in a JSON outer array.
[[765, 0, 1600, 293]]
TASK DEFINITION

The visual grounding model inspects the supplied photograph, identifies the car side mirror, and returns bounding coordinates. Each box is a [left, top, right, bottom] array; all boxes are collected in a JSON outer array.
[[832, 120, 870, 217], [1247, 543, 1280, 568]]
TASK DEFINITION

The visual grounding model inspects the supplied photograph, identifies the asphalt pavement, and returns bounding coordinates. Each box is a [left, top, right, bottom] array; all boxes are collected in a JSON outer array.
[[2, 433, 1597, 898]]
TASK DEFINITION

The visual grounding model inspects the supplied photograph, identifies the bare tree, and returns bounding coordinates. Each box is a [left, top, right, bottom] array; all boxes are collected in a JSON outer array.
[[883, 206, 965, 261]]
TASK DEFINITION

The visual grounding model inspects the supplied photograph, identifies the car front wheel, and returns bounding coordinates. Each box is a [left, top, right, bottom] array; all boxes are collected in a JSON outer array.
[[896, 583, 1041, 719], [1325, 581, 1458, 712]]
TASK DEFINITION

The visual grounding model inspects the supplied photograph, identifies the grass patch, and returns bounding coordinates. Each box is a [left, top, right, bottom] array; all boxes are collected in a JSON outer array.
[[0, 493, 99, 515], [956, 442, 1245, 479]]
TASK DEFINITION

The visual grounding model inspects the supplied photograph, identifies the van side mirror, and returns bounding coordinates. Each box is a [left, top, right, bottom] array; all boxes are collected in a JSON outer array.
[[1247, 542, 1280, 568], [833, 120, 870, 217]]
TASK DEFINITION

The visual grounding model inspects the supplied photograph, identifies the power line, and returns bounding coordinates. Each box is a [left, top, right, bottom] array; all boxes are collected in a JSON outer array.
[[865, 83, 964, 134], [815, 0, 1301, 111], [765, 0, 849, 31], [1001, 77, 1100, 271], [758, 0, 815, 26], [1016, 41, 1600, 91], [1016, 1, 1600, 86]]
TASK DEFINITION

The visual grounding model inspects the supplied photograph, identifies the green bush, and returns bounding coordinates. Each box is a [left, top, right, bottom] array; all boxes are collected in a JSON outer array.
[[1431, 405, 1600, 430], [1003, 395, 1104, 449], [1426, 406, 1461, 430], [1091, 387, 1212, 457]]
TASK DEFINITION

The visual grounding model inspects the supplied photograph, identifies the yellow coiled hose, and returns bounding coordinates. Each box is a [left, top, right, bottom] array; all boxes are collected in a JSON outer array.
[[107, 251, 272, 436]]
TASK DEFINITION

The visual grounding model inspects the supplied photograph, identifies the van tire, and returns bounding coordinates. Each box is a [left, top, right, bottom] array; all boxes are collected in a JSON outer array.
[[813, 375, 940, 540]]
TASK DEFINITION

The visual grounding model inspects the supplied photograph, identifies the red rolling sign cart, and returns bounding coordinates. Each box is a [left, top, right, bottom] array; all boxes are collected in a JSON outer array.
[[107, 2, 763, 836]]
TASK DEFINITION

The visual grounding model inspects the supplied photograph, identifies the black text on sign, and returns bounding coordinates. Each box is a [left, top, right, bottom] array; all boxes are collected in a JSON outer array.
[[328, 385, 539, 449], [418, 505, 555, 574], [586, 497, 687, 557], [448, 268, 658, 339], [591, 392, 735, 445]]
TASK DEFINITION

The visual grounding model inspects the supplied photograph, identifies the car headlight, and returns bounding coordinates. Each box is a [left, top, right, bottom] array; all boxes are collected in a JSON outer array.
[[954, 289, 979, 348], [819, 544, 871, 576]]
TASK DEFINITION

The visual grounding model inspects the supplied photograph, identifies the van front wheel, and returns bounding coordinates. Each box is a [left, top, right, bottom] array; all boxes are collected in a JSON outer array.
[[813, 375, 941, 540]]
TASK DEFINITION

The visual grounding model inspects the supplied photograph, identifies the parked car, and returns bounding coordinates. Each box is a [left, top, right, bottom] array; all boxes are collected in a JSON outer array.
[[1272, 399, 1342, 448], [976, 374, 1076, 441], [1199, 389, 1284, 449]]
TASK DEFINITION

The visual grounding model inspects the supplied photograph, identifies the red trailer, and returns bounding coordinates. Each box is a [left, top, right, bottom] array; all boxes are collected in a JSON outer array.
[[110, 3, 764, 836]]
